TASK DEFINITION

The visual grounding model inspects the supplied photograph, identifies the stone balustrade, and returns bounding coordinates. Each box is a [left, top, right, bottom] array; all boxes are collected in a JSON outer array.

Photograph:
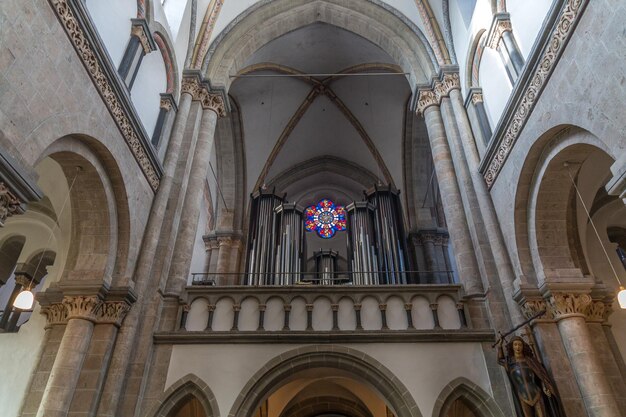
[[154, 284, 494, 344]]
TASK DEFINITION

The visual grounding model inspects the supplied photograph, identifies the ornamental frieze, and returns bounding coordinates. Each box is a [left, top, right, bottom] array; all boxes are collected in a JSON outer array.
[[483, 0, 589, 189], [48, 0, 160, 191]]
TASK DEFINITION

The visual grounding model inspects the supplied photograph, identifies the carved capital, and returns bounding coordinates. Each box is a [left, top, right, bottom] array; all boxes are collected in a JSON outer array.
[[434, 72, 461, 100], [587, 300, 613, 323], [181, 76, 226, 117], [487, 18, 513, 49], [0, 182, 24, 226], [41, 303, 68, 327], [160, 97, 173, 112], [547, 293, 592, 320], [217, 236, 232, 247], [14, 273, 32, 288], [97, 301, 131, 327], [471, 92, 484, 105], [131, 24, 154, 55], [520, 298, 554, 321], [416, 89, 438, 115], [63, 295, 103, 321]]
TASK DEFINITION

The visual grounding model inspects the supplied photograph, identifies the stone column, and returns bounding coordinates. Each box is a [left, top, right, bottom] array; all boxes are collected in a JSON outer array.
[[215, 236, 232, 285], [487, 13, 524, 83], [467, 88, 492, 145], [96, 78, 196, 417], [417, 92, 483, 296], [151, 93, 177, 149], [36, 296, 101, 417], [549, 293, 621, 417], [118, 19, 156, 89], [166, 92, 224, 294]]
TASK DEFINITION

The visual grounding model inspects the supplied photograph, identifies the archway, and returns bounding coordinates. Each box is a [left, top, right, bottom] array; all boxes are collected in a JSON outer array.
[[145, 374, 219, 417], [431, 377, 505, 417], [228, 346, 422, 417]]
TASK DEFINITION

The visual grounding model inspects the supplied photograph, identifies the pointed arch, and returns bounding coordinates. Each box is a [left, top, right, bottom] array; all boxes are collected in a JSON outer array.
[[228, 345, 422, 417], [431, 377, 505, 417], [145, 373, 220, 417]]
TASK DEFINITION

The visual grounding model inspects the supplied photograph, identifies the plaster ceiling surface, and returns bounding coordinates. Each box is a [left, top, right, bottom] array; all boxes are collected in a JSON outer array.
[[230, 23, 412, 196]]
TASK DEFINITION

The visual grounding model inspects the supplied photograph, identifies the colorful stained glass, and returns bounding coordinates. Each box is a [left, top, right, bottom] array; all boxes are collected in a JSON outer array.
[[304, 199, 347, 239]]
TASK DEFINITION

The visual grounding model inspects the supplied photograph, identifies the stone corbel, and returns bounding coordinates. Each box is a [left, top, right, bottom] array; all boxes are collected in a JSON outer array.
[[486, 13, 513, 49], [130, 18, 156, 55]]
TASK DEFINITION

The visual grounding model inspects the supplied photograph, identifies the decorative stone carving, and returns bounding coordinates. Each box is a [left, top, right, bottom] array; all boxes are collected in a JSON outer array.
[[483, 0, 588, 188], [160, 96, 173, 112], [97, 301, 131, 327], [0, 182, 23, 226], [47, 0, 160, 191], [191, 0, 225, 68], [471, 92, 484, 105], [416, 89, 438, 115], [547, 293, 592, 320], [63, 295, 103, 321], [42, 303, 68, 327], [131, 24, 155, 55], [487, 19, 513, 49], [520, 298, 554, 321], [14, 274, 32, 288], [587, 300, 612, 323], [181, 76, 226, 117], [434, 72, 461, 101]]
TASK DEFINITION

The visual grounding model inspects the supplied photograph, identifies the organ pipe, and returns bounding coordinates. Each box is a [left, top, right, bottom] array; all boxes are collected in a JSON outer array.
[[274, 203, 305, 285], [314, 250, 338, 285], [366, 185, 411, 284], [347, 201, 379, 285], [245, 188, 283, 285]]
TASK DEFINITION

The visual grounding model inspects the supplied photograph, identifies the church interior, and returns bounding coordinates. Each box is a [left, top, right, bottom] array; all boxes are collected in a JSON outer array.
[[0, 0, 625, 416]]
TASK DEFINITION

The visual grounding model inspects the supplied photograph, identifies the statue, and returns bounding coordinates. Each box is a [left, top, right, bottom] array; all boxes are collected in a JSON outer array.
[[497, 335, 565, 417]]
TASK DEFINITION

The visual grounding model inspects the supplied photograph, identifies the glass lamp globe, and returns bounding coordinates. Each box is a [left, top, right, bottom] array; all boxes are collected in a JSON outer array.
[[618, 287, 626, 310], [13, 289, 34, 310]]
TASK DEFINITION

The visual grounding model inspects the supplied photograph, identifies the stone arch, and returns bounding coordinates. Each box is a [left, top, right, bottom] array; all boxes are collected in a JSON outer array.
[[465, 29, 487, 90], [431, 377, 505, 417], [202, 0, 438, 91], [145, 373, 220, 417], [152, 28, 180, 96], [514, 125, 615, 285], [280, 395, 373, 417], [228, 345, 422, 417], [0, 234, 25, 286], [37, 134, 131, 286]]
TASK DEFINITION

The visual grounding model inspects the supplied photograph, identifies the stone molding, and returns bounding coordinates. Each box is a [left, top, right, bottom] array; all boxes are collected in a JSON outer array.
[[130, 18, 156, 55], [480, 0, 589, 189], [486, 14, 513, 49], [181, 75, 226, 117], [414, 229, 449, 245], [41, 296, 131, 328], [0, 182, 24, 226], [416, 71, 460, 115], [47, 0, 162, 191]]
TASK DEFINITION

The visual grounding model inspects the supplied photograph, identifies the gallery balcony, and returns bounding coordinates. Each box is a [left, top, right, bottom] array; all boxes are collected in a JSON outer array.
[[153, 272, 495, 345]]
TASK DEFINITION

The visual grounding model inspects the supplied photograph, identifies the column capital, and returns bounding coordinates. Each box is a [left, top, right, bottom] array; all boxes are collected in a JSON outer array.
[[96, 301, 132, 327], [416, 89, 439, 115], [159, 93, 177, 112], [434, 72, 461, 101], [63, 295, 103, 321], [181, 74, 226, 117], [486, 13, 513, 49], [130, 18, 156, 54], [471, 91, 484, 105]]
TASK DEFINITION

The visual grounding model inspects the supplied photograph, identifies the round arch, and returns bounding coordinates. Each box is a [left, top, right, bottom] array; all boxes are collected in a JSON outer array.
[[202, 0, 438, 91], [431, 377, 505, 417], [144, 373, 220, 417], [227, 345, 422, 417], [514, 125, 615, 285]]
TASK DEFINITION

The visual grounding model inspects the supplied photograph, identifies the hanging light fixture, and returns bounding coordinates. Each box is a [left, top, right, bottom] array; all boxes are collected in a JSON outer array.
[[12, 167, 80, 311], [565, 162, 626, 309], [13, 288, 34, 310]]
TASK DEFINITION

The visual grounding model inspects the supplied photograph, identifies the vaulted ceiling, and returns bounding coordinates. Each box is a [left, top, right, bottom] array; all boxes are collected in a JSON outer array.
[[229, 23, 412, 206]]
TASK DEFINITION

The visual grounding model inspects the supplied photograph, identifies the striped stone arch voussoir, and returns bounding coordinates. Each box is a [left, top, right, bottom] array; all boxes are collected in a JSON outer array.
[[228, 345, 423, 417]]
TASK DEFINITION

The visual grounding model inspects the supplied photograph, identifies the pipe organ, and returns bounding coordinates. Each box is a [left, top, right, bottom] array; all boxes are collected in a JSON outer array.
[[245, 185, 413, 286]]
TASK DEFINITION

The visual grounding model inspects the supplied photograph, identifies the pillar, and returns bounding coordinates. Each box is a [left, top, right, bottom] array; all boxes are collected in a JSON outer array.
[[465, 88, 492, 146], [96, 75, 196, 417], [549, 293, 621, 417], [118, 19, 156, 89], [417, 92, 483, 296], [36, 296, 100, 417], [215, 236, 232, 285], [151, 93, 177, 149], [487, 14, 524, 83]]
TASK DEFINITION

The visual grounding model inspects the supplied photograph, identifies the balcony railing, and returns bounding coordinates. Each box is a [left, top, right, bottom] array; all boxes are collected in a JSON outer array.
[[153, 273, 494, 344]]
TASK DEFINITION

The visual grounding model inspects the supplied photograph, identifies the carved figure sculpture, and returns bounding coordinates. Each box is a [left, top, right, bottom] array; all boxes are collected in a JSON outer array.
[[497, 336, 565, 417]]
